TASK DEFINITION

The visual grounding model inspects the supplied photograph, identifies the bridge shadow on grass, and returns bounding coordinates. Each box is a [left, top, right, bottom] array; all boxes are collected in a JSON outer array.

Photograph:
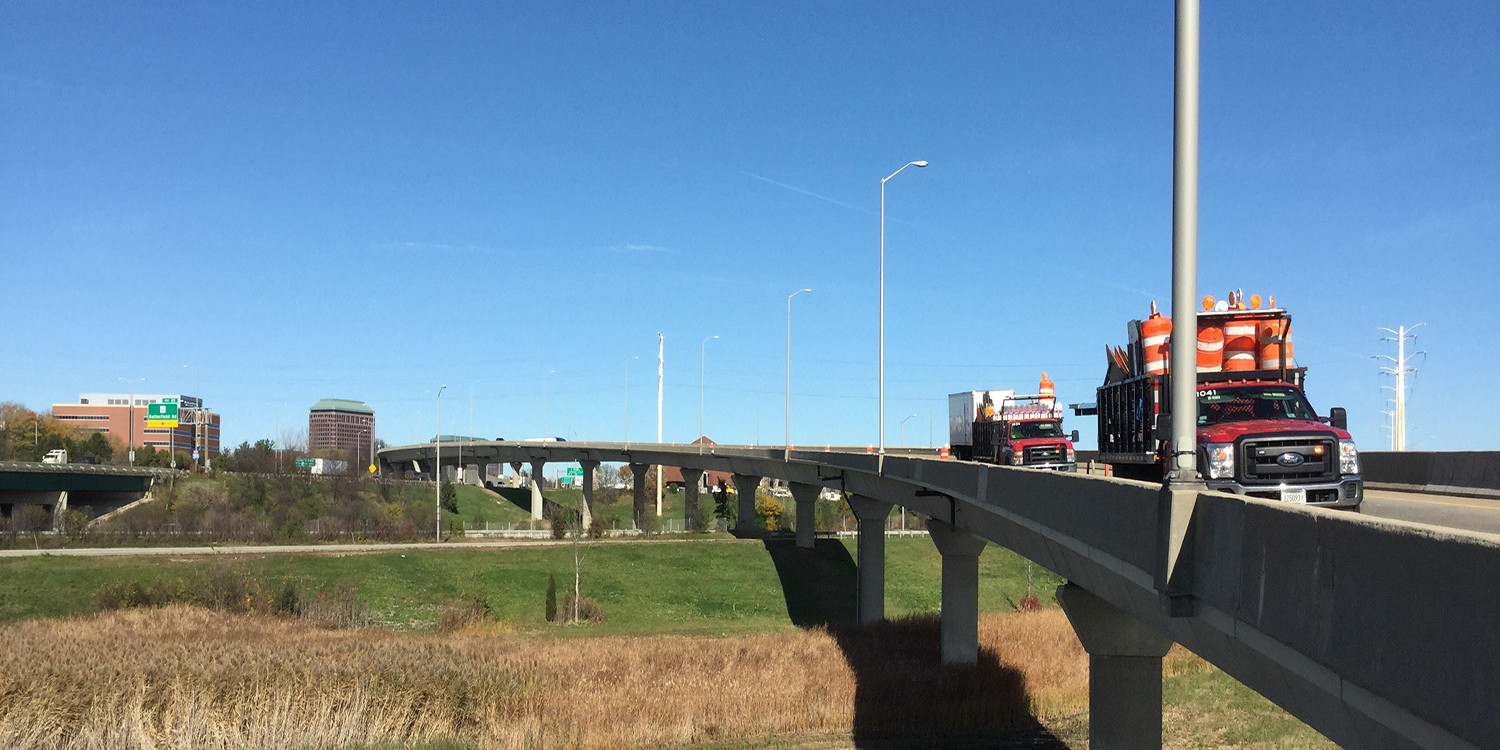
[[491, 486, 534, 514], [763, 538, 1069, 749]]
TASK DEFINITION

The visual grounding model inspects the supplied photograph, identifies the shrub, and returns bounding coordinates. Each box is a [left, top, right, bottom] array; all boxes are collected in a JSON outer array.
[[545, 574, 557, 622], [558, 594, 604, 624], [755, 494, 784, 531], [274, 579, 302, 615], [587, 517, 608, 539], [639, 513, 662, 537], [693, 498, 716, 533]]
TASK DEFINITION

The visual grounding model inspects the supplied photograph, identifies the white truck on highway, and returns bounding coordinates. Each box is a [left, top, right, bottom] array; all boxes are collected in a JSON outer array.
[[42, 449, 68, 464]]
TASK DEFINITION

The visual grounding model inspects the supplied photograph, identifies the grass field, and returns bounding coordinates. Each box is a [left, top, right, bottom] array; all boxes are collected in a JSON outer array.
[[0, 538, 1334, 749], [0, 537, 1063, 633]]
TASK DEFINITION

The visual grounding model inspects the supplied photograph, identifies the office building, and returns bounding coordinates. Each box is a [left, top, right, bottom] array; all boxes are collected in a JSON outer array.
[[53, 393, 220, 458], [309, 398, 375, 462]]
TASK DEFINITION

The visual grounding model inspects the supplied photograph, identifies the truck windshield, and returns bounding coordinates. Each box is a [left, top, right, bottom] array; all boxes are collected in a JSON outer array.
[[1010, 421, 1065, 439], [1197, 385, 1319, 425]]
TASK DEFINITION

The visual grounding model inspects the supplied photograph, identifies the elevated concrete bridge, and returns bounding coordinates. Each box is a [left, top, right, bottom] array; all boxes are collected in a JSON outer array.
[[380, 440, 1498, 749], [0, 461, 169, 528]]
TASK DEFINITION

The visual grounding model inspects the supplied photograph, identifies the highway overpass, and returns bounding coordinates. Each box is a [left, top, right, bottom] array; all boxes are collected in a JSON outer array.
[[380, 440, 1498, 749], [0, 461, 168, 529]]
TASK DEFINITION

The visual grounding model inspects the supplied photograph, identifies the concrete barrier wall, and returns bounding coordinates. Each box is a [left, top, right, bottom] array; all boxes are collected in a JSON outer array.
[[1187, 493, 1500, 748], [1362, 451, 1500, 499]]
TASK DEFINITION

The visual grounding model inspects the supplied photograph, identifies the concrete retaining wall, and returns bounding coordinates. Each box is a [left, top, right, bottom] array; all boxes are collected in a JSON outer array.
[[1362, 451, 1500, 499]]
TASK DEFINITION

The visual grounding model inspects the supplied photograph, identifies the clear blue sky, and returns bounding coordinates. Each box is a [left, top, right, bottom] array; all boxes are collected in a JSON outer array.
[[4, 2, 1497, 452]]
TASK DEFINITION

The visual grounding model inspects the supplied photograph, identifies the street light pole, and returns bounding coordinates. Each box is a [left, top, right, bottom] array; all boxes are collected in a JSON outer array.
[[900, 413, 917, 447], [786, 288, 812, 452], [880, 160, 928, 460], [624, 355, 639, 446], [435, 384, 447, 542], [542, 369, 554, 437], [117, 377, 144, 466], [700, 335, 718, 454]]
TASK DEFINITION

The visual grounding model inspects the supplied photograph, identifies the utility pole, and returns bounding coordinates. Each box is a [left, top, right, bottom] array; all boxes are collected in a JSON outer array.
[[656, 332, 663, 516], [1376, 324, 1425, 451]]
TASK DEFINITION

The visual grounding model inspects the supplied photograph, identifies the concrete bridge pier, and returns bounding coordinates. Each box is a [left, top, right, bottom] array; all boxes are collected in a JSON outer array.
[[681, 468, 704, 531], [846, 495, 893, 624], [928, 520, 988, 665], [52, 490, 69, 532], [789, 482, 821, 549], [629, 463, 649, 529], [1057, 583, 1174, 750], [473, 460, 489, 487], [578, 460, 599, 527], [528, 460, 546, 520], [509, 462, 523, 488], [732, 474, 762, 534]]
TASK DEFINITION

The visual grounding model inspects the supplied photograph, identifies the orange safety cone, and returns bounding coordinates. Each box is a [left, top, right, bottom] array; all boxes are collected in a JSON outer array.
[[824, 445, 831, 451], [866, 445, 874, 454], [939, 446, 951, 460]]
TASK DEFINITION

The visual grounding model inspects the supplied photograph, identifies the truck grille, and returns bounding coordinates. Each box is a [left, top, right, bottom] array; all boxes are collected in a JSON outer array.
[[1024, 445, 1065, 465], [1240, 437, 1335, 483]]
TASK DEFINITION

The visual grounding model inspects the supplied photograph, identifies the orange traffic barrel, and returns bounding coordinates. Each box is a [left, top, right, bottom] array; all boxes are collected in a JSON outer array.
[[1039, 372, 1055, 400], [1223, 315, 1258, 371], [1259, 318, 1294, 369], [940, 446, 951, 460], [1141, 306, 1172, 375], [1197, 323, 1224, 372]]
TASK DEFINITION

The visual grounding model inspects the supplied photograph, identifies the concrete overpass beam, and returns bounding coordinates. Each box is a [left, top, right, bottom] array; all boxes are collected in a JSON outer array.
[[846, 495, 894, 624], [528, 460, 546, 521], [681, 468, 705, 531], [630, 463, 649, 529], [789, 482, 822, 549], [928, 520, 988, 665], [1057, 583, 1174, 750], [578, 460, 599, 528], [732, 474, 763, 534]]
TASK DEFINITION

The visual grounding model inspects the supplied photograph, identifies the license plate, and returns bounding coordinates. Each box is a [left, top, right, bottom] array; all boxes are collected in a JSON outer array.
[[1280, 488, 1307, 504]]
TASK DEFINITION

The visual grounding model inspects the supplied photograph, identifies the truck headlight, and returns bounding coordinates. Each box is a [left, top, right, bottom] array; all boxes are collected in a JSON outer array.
[[1009, 449, 1024, 466], [1204, 443, 1234, 479], [1065, 444, 1075, 461], [1339, 439, 1359, 475]]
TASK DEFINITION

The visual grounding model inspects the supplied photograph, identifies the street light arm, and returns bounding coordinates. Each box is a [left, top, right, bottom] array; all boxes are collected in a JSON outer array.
[[882, 160, 930, 183]]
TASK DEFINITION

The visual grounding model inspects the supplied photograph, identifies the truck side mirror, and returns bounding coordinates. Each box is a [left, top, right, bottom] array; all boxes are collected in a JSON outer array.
[[1329, 407, 1347, 431], [1154, 414, 1172, 441], [1069, 430, 1080, 443]]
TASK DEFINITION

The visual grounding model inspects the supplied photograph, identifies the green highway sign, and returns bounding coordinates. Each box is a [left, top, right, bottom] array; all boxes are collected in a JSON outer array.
[[295, 458, 316, 468], [565, 467, 583, 477], [147, 399, 179, 428]]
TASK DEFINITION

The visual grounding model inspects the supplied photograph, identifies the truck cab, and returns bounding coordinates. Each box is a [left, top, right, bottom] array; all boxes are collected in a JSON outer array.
[[1195, 376, 1361, 508], [42, 449, 68, 464]]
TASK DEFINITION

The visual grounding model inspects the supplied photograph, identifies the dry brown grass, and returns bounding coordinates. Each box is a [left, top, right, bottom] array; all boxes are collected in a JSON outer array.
[[0, 606, 1207, 749]]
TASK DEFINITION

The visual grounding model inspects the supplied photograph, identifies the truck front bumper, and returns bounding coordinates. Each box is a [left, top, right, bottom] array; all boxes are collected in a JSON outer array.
[[1022, 462, 1077, 472], [1207, 477, 1362, 510]]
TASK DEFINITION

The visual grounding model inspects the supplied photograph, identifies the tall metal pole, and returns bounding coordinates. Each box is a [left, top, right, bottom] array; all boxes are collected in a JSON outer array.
[[700, 335, 718, 455], [1168, 0, 1202, 484], [435, 384, 446, 542], [624, 355, 638, 446], [786, 288, 812, 450], [656, 332, 663, 515], [879, 161, 927, 460], [1378, 324, 1424, 451]]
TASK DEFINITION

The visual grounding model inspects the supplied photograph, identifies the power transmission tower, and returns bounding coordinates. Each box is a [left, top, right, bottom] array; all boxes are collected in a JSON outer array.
[[1375, 325, 1425, 451]]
